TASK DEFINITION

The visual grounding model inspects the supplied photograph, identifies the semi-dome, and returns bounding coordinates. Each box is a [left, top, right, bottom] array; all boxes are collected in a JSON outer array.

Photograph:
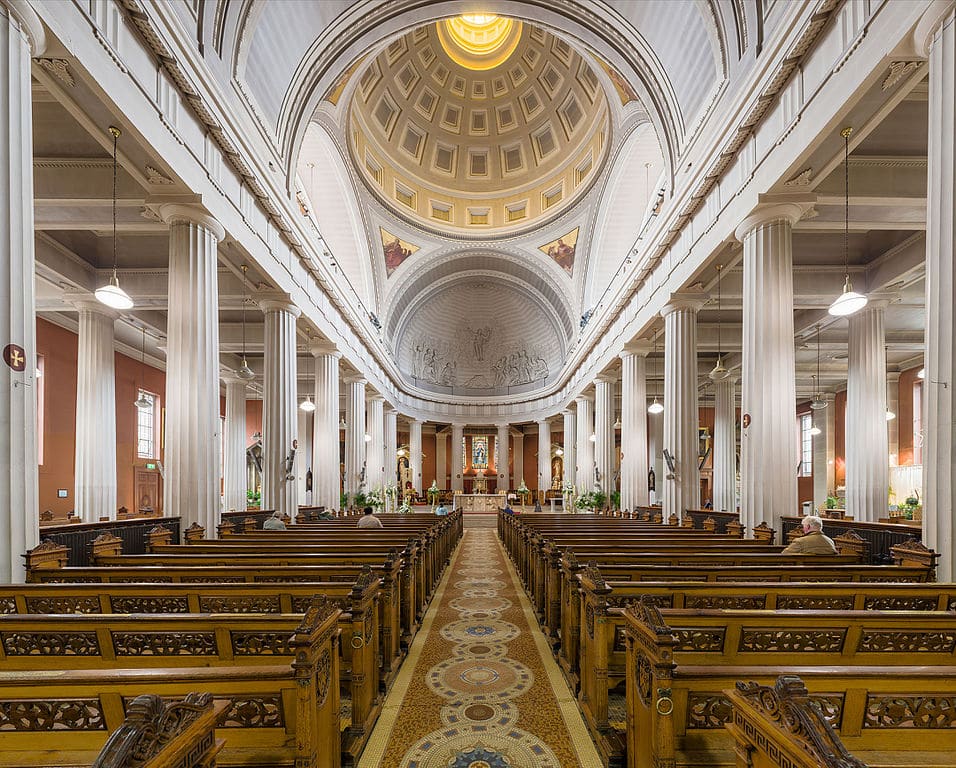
[[348, 15, 610, 236]]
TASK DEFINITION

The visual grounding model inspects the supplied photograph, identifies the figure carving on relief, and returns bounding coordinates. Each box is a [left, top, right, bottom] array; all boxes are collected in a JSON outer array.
[[473, 327, 491, 361]]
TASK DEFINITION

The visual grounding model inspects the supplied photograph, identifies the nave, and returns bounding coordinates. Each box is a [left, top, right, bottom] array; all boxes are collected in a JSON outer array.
[[359, 522, 602, 768]]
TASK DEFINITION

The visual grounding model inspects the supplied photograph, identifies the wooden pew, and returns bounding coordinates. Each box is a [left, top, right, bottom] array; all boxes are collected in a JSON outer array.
[[725, 674, 956, 768], [0, 596, 341, 768], [619, 599, 956, 768], [22, 551, 405, 685], [91, 693, 227, 768]]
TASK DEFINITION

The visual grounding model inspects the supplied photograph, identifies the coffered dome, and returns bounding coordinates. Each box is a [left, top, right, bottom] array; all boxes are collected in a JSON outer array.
[[348, 16, 610, 235]]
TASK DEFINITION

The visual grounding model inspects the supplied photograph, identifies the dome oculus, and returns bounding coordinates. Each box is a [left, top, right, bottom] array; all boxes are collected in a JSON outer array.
[[437, 15, 523, 70]]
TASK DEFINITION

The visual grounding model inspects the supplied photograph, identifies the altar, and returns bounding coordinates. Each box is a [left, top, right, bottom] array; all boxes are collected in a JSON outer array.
[[454, 493, 505, 514]]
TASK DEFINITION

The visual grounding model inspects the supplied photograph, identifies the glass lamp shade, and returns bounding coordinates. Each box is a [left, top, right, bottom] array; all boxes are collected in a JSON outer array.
[[299, 396, 316, 412], [134, 392, 152, 410], [918, 368, 925, 380], [647, 398, 664, 415], [236, 358, 255, 380], [810, 395, 828, 411], [828, 277, 868, 317], [588, 433, 596, 442], [886, 410, 896, 421], [94, 274, 133, 310], [809, 425, 822, 436], [364, 433, 372, 442]]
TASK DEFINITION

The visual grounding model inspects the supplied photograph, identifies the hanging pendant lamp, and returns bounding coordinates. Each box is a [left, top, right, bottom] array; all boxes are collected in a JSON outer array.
[[810, 325, 828, 410], [648, 336, 664, 414], [299, 342, 316, 412], [828, 127, 868, 317], [134, 326, 152, 410], [236, 264, 255, 380], [95, 126, 134, 310], [710, 264, 728, 379]]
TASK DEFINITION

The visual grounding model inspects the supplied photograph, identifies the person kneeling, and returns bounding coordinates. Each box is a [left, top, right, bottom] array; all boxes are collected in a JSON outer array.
[[781, 514, 837, 555]]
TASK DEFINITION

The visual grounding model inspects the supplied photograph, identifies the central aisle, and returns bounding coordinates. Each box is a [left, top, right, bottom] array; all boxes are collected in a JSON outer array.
[[359, 527, 603, 767]]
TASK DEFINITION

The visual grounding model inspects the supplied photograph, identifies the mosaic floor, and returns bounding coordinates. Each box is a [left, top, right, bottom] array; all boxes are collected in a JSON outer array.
[[358, 528, 603, 768]]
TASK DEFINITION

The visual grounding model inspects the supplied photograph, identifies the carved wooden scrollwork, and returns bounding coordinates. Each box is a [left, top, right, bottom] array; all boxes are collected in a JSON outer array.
[[2, 631, 100, 656], [636, 653, 652, 705], [0, 698, 106, 730], [214, 695, 284, 728], [738, 629, 845, 653], [685, 595, 765, 610], [316, 649, 332, 706], [111, 632, 217, 656], [585, 603, 595, 639], [864, 694, 956, 728], [110, 596, 190, 613], [199, 595, 281, 613], [25, 596, 101, 614], [231, 632, 295, 656], [673, 628, 725, 652], [777, 595, 854, 610], [857, 630, 956, 653], [862, 596, 939, 612]]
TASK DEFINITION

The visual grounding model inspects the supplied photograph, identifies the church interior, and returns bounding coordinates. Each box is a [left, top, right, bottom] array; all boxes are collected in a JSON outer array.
[[2, 0, 956, 766]]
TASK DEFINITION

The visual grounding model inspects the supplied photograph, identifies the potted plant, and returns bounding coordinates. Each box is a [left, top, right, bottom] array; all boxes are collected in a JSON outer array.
[[247, 489, 261, 510], [610, 490, 621, 511], [517, 480, 530, 506], [427, 481, 440, 509]]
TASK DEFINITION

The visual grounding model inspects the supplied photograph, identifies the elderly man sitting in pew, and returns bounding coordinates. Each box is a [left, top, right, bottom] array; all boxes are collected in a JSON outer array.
[[781, 514, 837, 554]]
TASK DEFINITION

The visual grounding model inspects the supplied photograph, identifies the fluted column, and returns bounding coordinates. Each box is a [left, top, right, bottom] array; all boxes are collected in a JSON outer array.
[[450, 422, 464, 492], [621, 342, 652, 510], [344, 376, 366, 503], [260, 298, 301, 519], [0, 0, 45, 583], [161, 204, 225, 535], [296, 402, 312, 505], [435, 428, 447, 488], [222, 374, 248, 512], [384, 406, 397, 509], [736, 205, 802, 536], [887, 371, 901, 465], [537, 418, 552, 497], [661, 293, 706, 523], [846, 304, 888, 522], [366, 395, 385, 492], [562, 409, 576, 490], [812, 394, 836, 510], [73, 303, 118, 522], [575, 395, 594, 491], [594, 375, 615, 494], [710, 372, 737, 513], [513, 432, 524, 488], [496, 422, 511, 492], [311, 342, 341, 510], [409, 418, 423, 494]]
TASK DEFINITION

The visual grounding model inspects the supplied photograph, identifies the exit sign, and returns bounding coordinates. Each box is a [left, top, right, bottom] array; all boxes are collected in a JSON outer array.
[[145, 462, 156, 470]]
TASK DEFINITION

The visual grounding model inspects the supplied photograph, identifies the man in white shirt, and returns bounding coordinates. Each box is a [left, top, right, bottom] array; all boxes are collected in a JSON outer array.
[[357, 506, 383, 528], [263, 511, 286, 530]]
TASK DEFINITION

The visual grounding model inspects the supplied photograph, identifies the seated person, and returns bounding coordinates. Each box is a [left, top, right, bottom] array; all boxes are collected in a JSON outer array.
[[263, 511, 286, 530], [533, 501, 543, 513], [781, 514, 837, 555], [357, 506, 383, 528], [503, 503, 515, 515], [435, 503, 448, 516]]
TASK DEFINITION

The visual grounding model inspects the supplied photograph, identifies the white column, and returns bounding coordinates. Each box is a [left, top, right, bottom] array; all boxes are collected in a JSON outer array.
[[311, 342, 341, 510], [575, 395, 594, 491], [260, 298, 300, 519], [435, 428, 447, 488], [222, 375, 248, 512], [296, 402, 312, 506], [736, 206, 802, 536], [409, 418, 423, 494], [661, 293, 706, 522], [73, 303, 118, 522], [594, 375, 615, 494], [344, 376, 367, 503], [812, 394, 836, 510], [384, 406, 398, 508], [0, 2, 43, 581], [450, 422, 464, 492], [160, 204, 225, 536], [513, 432, 524, 488], [621, 343, 651, 510], [710, 372, 737, 513], [496, 422, 511, 492], [920, 3, 956, 579], [537, 419, 552, 497], [846, 304, 888, 523], [366, 394, 385, 492], [887, 371, 901, 466], [562, 409, 576, 490]]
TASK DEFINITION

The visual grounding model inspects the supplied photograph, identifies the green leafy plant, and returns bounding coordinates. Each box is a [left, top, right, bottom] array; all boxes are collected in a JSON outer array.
[[340, 491, 348, 510], [825, 495, 839, 510], [575, 490, 607, 512], [246, 489, 261, 508], [610, 490, 621, 510]]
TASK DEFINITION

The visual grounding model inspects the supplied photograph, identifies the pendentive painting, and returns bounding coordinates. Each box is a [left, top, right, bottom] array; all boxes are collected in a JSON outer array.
[[539, 227, 578, 276], [381, 228, 420, 277]]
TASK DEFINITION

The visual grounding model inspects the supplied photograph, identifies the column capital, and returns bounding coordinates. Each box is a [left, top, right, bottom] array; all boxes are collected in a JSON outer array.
[[310, 340, 341, 358], [495, 421, 511, 429], [451, 421, 467, 430], [911, 0, 956, 57], [574, 394, 593, 404], [67, 295, 121, 320], [343, 375, 367, 386], [536, 417, 552, 427], [221, 373, 250, 387], [2, 1, 46, 56], [405, 416, 422, 426], [158, 203, 226, 241], [735, 194, 814, 241], [257, 293, 301, 317], [594, 373, 617, 385], [366, 393, 385, 403], [562, 408, 575, 417], [621, 340, 653, 358], [661, 291, 708, 316]]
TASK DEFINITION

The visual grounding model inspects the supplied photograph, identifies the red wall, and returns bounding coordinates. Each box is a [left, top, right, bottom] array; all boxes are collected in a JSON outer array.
[[37, 318, 168, 516]]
